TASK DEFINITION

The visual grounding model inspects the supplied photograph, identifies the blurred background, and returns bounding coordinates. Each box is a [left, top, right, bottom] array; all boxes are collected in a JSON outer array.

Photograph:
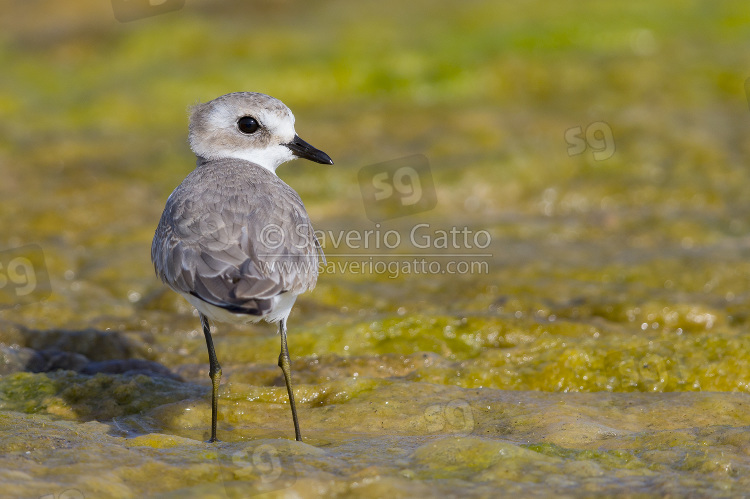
[[2, 0, 750, 497]]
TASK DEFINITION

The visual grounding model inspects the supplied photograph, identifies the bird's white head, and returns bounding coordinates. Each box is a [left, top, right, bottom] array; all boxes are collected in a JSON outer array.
[[188, 92, 333, 173]]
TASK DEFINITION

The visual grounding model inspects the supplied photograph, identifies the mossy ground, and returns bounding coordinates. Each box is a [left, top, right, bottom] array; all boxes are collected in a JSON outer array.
[[2, 0, 750, 497]]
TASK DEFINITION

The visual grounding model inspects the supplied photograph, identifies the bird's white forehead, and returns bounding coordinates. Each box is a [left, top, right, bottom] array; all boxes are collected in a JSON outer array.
[[257, 107, 296, 140]]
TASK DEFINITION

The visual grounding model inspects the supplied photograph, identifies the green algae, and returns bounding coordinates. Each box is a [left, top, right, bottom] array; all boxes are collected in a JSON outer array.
[[525, 442, 645, 470], [0, 371, 198, 420], [2, 0, 750, 497]]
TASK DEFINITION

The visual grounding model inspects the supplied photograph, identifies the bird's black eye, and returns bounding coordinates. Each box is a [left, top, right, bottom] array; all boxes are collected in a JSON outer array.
[[237, 116, 260, 134]]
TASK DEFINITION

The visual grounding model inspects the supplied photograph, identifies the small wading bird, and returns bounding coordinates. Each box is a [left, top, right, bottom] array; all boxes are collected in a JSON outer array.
[[151, 92, 333, 442]]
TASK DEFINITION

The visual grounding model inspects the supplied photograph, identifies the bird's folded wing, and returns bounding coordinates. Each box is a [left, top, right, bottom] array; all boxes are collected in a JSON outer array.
[[152, 162, 322, 315]]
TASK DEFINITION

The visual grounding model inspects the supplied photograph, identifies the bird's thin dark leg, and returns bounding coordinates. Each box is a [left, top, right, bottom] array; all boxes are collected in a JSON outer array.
[[278, 318, 302, 441], [200, 313, 222, 443]]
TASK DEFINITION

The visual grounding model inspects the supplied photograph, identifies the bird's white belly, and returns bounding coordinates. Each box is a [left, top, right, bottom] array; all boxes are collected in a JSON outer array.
[[179, 291, 298, 326]]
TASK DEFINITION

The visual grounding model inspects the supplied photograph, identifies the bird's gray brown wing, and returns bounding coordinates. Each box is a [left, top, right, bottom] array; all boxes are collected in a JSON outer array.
[[151, 159, 321, 316]]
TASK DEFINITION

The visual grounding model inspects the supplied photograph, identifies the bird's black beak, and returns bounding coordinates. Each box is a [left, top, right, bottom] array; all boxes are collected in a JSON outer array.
[[285, 135, 334, 165]]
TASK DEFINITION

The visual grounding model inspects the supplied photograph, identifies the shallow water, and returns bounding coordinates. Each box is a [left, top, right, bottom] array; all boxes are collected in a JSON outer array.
[[2, 0, 750, 497]]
